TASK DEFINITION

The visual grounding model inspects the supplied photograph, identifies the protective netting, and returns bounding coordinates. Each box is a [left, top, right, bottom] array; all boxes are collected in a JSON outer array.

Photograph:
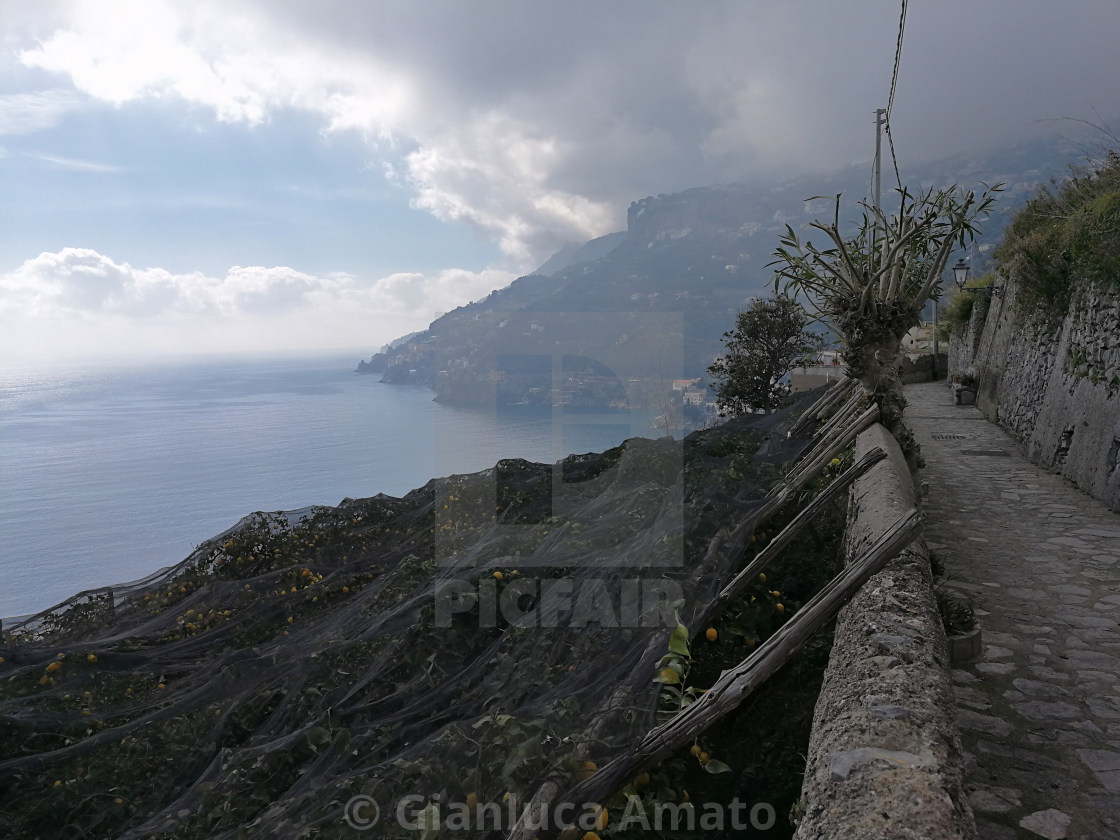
[[0, 390, 838, 839]]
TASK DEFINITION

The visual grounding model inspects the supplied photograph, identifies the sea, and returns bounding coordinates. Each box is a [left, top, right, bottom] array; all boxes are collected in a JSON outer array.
[[0, 354, 657, 619]]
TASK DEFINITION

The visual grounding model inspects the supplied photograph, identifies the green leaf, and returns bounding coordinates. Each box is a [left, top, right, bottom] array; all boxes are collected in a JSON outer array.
[[668, 621, 690, 657], [703, 759, 732, 774]]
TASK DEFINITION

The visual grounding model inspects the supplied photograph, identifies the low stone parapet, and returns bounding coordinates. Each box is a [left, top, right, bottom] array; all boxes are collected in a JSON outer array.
[[794, 423, 976, 839]]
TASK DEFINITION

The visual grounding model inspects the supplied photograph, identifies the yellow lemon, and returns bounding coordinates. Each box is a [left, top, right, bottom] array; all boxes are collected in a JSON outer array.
[[776, 603, 785, 613], [689, 744, 701, 757], [758, 573, 766, 583], [578, 760, 597, 780]]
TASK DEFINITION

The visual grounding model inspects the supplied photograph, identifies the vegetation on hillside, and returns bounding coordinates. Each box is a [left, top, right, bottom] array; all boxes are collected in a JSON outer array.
[[937, 274, 994, 339], [0, 400, 847, 839], [996, 142, 1120, 312]]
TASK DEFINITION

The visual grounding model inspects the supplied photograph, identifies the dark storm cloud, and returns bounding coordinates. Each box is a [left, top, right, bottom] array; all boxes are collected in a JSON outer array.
[[14, 0, 1120, 266]]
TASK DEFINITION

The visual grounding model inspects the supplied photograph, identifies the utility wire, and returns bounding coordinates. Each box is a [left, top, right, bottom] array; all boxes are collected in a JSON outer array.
[[885, 122, 903, 192], [885, 0, 908, 121], [884, 0, 908, 192]]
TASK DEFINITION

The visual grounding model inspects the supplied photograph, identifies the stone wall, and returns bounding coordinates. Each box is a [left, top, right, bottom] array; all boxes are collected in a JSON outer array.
[[899, 352, 948, 384], [949, 276, 1120, 510], [795, 423, 975, 840], [946, 295, 987, 382]]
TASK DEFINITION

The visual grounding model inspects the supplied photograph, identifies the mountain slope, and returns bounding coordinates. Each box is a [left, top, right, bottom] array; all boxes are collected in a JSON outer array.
[[359, 137, 1075, 406]]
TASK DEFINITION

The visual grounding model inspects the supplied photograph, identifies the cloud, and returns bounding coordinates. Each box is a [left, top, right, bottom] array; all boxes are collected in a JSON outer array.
[[10, 0, 1120, 274], [24, 151, 124, 172], [0, 89, 85, 136], [403, 111, 616, 265], [1, 248, 212, 317], [0, 248, 513, 361], [15, 1, 880, 268], [18, 1, 412, 131]]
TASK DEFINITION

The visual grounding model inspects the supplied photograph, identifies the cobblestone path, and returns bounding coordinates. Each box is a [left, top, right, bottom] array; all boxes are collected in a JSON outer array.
[[906, 381, 1120, 840]]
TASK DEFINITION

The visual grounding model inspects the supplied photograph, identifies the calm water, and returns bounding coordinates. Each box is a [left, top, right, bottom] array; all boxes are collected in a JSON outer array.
[[0, 354, 655, 617]]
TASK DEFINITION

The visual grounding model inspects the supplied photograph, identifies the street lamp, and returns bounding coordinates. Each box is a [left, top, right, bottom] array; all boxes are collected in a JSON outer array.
[[952, 258, 971, 291]]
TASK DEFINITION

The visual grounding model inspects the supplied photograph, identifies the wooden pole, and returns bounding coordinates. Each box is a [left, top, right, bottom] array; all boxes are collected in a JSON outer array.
[[525, 509, 920, 836]]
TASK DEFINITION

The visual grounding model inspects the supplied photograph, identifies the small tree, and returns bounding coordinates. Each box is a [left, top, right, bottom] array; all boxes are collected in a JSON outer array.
[[769, 184, 1001, 459], [708, 295, 826, 415]]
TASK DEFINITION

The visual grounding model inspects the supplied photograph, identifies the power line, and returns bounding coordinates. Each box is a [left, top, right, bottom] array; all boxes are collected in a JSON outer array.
[[885, 121, 903, 192], [884, 0, 908, 193], [872, 1, 908, 209], [885, 0, 908, 121]]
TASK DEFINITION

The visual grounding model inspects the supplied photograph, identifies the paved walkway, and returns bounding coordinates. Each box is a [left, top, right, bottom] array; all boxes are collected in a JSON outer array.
[[906, 381, 1120, 840]]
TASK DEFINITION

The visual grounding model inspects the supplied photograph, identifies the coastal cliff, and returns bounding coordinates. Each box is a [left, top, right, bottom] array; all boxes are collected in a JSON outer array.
[[357, 140, 1064, 409]]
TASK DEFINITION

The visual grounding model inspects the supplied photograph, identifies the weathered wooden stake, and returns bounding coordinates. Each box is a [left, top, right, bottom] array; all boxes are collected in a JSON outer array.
[[526, 509, 920, 836]]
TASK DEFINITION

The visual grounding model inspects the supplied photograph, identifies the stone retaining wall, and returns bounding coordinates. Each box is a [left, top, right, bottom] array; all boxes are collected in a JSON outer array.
[[899, 352, 948, 384], [794, 423, 975, 840], [946, 293, 987, 382], [949, 276, 1120, 510]]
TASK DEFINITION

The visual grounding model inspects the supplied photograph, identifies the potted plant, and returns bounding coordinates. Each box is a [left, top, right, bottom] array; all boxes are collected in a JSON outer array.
[[937, 586, 981, 665], [953, 372, 977, 406]]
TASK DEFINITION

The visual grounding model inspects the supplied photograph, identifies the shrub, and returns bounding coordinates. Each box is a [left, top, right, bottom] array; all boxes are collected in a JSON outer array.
[[996, 146, 1120, 312], [939, 276, 993, 338]]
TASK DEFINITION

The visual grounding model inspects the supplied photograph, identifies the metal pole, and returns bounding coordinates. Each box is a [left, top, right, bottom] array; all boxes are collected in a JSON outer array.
[[871, 108, 885, 262], [932, 297, 939, 380], [873, 108, 884, 215]]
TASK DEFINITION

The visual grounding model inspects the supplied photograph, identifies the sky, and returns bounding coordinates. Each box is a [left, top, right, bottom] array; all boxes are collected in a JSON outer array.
[[2, 0, 1119, 367]]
